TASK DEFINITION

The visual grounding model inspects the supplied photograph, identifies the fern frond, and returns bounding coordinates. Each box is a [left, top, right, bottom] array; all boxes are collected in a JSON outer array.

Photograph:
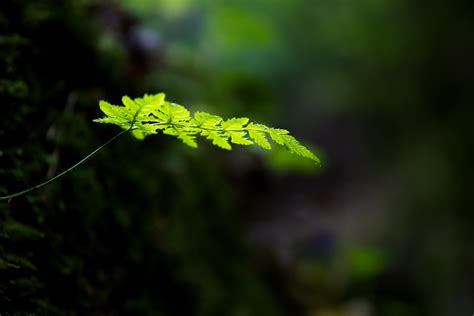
[[94, 93, 320, 164]]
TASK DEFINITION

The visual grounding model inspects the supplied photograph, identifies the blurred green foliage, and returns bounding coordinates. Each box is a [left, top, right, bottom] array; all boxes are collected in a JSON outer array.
[[1, 0, 473, 315]]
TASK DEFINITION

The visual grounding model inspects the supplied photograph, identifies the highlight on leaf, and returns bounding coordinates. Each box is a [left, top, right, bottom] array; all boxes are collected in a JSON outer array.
[[93, 93, 320, 164]]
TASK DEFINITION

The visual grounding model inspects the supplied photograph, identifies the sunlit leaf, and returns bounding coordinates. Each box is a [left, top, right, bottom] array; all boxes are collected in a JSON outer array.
[[94, 93, 320, 163]]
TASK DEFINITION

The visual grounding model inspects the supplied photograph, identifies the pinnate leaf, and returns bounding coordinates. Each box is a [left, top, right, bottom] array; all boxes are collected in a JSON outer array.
[[94, 93, 320, 163], [221, 117, 249, 130], [247, 123, 271, 149], [227, 131, 253, 145], [201, 130, 231, 150], [193, 112, 222, 127], [164, 126, 198, 148]]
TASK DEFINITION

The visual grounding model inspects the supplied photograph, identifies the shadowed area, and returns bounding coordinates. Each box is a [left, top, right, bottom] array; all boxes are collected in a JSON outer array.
[[0, 0, 473, 315]]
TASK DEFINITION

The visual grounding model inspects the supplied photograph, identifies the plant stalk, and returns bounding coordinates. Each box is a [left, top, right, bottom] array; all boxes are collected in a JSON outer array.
[[0, 128, 131, 202]]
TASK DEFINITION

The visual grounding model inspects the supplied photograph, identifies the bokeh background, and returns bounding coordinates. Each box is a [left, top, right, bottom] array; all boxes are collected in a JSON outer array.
[[1, 0, 473, 315]]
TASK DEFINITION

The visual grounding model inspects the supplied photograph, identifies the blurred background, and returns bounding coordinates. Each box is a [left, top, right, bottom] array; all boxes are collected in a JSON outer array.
[[1, 0, 473, 315]]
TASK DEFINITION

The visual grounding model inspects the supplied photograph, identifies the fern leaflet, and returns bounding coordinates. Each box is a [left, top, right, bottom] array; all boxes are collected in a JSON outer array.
[[93, 93, 320, 164], [0, 92, 320, 201]]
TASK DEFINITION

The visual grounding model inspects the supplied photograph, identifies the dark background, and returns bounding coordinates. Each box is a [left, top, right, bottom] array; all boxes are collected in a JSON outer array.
[[1, 0, 473, 315]]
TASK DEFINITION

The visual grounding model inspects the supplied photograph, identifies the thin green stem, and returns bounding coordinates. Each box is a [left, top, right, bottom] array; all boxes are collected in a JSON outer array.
[[148, 121, 269, 133], [0, 128, 132, 202]]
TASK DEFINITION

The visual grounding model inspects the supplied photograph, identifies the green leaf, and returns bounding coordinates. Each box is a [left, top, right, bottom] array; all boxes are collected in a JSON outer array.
[[93, 117, 128, 126], [131, 129, 146, 140], [94, 92, 320, 164], [247, 123, 271, 149], [134, 93, 165, 110], [267, 128, 289, 145], [201, 129, 231, 150], [248, 130, 271, 149], [122, 96, 139, 113], [98, 100, 131, 120], [281, 135, 319, 163], [163, 126, 197, 148], [227, 131, 253, 145], [154, 101, 190, 123], [221, 117, 249, 130], [193, 112, 222, 127], [131, 93, 167, 125]]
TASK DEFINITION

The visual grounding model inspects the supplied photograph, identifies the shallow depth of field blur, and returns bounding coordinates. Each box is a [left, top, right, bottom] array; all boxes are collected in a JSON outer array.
[[1, 0, 473, 315]]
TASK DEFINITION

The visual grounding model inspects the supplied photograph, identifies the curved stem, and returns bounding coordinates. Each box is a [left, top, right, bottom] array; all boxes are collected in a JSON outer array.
[[0, 128, 132, 202]]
